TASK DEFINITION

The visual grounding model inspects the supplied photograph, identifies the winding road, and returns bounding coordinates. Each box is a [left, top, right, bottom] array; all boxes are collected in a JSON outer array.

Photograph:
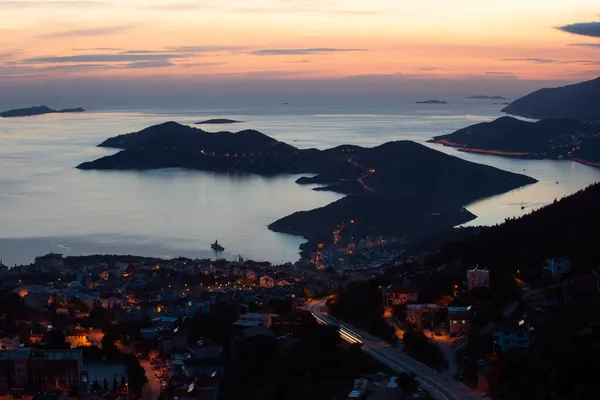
[[306, 298, 489, 400], [348, 157, 376, 192]]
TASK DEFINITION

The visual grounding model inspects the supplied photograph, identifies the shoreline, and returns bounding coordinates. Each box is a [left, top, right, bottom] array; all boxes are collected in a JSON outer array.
[[428, 138, 600, 167], [428, 139, 539, 158]]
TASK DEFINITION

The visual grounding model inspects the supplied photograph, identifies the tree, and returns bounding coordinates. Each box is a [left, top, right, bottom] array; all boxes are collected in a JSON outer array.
[[120, 375, 127, 390], [402, 330, 445, 369], [398, 372, 418, 393], [42, 329, 68, 349], [113, 376, 118, 392], [125, 353, 148, 394], [78, 345, 103, 361], [101, 330, 119, 361], [103, 378, 108, 391], [92, 379, 100, 391], [329, 280, 396, 342]]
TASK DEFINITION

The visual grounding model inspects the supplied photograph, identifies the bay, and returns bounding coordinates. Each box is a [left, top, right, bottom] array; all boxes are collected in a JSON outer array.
[[0, 98, 598, 265]]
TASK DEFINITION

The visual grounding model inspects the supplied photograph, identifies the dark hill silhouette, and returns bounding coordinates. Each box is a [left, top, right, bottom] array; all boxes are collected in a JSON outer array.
[[79, 121, 536, 258], [96, 121, 297, 156], [428, 182, 600, 279], [424, 182, 600, 400], [0, 105, 85, 117], [430, 116, 600, 163], [502, 76, 600, 119]]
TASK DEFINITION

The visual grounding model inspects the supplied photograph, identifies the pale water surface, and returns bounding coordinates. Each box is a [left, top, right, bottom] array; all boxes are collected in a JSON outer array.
[[0, 98, 598, 265]]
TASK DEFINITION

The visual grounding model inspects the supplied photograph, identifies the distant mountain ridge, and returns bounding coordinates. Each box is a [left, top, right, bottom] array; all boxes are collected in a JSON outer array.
[[502, 76, 600, 119], [467, 95, 507, 100], [79, 121, 536, 258], [0, 105, 85, 118], [416, 100, 447, 104]]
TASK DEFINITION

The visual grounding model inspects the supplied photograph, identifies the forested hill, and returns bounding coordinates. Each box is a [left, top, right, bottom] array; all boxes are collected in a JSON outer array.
[[427, 182, 600, 280], [502, 76, 600, 119]]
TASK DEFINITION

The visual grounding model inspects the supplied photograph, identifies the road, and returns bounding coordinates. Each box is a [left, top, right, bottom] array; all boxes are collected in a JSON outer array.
[[115, 341, 160, 400], [307, 299, 488, 400], [347, 157, 376, 192], [140, 359, 161, 400]]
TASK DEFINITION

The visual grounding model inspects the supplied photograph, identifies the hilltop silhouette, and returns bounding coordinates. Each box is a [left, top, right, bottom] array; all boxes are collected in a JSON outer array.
[[502, 76, 600, 119], [78, 121, 535, 256]]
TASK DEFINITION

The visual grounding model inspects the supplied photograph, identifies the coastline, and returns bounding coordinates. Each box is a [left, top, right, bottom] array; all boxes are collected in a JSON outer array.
[[428, 139, 538, 158], [5, 107, 600, 266], [429, 138, 600, 168]]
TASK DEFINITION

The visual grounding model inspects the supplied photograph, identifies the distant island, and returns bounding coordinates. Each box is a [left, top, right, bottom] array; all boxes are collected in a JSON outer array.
[[416, 100, 447, 104], [502, 76, 600, 119], [195, 119, 242, 125], [429, 116, 600, 166], [467, 95, 507, 100], [78, 121, 536, 257], [0, 105, 85, 118]]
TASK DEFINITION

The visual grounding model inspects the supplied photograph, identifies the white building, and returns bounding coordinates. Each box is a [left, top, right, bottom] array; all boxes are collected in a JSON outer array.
[[259, 276, 275, 288], [546, 258, 572, 278], [0, 332, 20, 350], [232, 313, 274, 329], [467, 266, 490, 291], [493, 321, 535, 353], [245, 270, 257, 282]]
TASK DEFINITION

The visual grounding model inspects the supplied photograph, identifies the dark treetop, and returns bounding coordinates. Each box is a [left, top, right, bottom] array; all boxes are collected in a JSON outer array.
[[430, 116, 600, 163], [502, 76, 600, 119], [0, 105, 85, 118], [78, 121, 535, 255]]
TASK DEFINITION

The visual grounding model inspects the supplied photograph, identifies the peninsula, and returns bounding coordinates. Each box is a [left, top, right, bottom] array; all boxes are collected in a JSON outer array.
[[429, 116, 600, 165], [502, 76, 600, 119], [416, 100, 447, 104], [78, 121, 536, 257], [195, 118, 242, 125], [0, 105, 85, 118]]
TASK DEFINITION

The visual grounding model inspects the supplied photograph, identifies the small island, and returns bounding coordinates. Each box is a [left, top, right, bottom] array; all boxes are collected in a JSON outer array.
[[78, 121, 536, 257], [0, 105, 85, 118], [195, 119, 243, 125], [416, 100, 447, 104], [429, 115, 600, 166], [466, 95, 507, 100]]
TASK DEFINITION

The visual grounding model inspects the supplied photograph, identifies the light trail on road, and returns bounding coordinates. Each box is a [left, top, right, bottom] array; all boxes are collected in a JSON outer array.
[[306, 298, 487, 400]]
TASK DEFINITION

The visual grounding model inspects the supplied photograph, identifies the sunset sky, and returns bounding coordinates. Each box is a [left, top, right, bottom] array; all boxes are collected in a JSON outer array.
[[1, 0, 599, 97]]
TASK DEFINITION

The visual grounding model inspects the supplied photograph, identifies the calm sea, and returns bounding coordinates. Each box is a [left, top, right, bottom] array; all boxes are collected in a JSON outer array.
[[1, 97, 599, 265]]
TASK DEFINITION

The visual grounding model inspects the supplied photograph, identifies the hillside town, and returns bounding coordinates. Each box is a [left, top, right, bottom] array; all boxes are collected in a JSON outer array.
[[0, 252, 402, 400], [0, 242, 596, 400]]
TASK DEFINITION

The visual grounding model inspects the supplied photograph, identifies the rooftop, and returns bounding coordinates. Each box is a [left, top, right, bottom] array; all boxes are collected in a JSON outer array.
[[30, 349, 83, 360], [0, 348, 32, 359], [232, 319, 263, 327], [448, 311, 471, 320]]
